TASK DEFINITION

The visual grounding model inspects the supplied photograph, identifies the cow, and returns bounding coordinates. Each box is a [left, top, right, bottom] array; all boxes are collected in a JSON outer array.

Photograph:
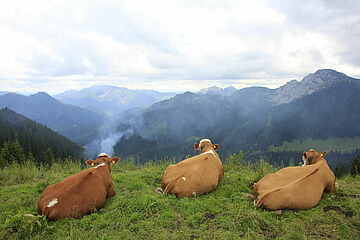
[[252, 149, 335, 210], [37, 153, 120, 220], [161, 139, 224, 198]]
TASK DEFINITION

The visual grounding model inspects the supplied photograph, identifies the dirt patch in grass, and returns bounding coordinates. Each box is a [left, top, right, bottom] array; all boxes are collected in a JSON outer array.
[[323, 205, 355, 217], [306, 224, 338, 239], [204, 213, 216, 219], [335, 193, 358, 198]]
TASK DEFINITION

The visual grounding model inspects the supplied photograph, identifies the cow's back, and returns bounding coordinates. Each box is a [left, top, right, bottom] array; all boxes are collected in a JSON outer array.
[[256, 169, 325, 210], [253, 166, 317, 199], [254, 161, 334, 210], [162, 153, 223, 197], [38, 167, 112, 220]]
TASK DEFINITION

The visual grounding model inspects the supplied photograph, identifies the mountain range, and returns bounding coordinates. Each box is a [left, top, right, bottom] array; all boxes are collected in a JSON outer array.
[[55, 85, 178, 115], [112, 69, 360, 166], [1, 69, 359, 167]]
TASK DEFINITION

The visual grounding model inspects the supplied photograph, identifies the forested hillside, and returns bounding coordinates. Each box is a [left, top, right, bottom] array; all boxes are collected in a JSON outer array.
[[0, 108, 83, 166], [0, 92, 104, 145]]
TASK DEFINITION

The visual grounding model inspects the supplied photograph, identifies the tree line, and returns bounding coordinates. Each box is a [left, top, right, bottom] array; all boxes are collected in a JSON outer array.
[[0, 108, 83, 167]]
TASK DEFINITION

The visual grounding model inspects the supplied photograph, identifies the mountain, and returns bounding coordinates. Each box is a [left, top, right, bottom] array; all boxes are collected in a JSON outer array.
[[0, 91, 8, 96], [55, 85, 178, 115], [269, 69, 358, 105], [112, 69, 360, 167], [198, 86, 237, 96], [0, 108, 83, 164], [0, 92, 104, 144]]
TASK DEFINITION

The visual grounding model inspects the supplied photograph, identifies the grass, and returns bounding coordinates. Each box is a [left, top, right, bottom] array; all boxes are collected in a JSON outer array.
[[0, 158, 359, 240], [267, 136, 360, 153]]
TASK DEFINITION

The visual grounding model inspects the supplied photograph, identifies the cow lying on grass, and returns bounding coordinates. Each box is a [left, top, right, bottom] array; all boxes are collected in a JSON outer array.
[[161, 139, 224, 198], [252, 149, 335, 210], [38, 153, 120, 220]]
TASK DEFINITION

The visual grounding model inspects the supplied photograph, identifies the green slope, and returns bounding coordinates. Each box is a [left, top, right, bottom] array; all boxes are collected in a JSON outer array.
[[1, 159, 359, 240], [267, 136, 360, 153]]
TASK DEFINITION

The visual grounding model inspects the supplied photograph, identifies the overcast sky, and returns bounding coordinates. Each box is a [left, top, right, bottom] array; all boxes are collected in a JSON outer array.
[[1, 0, 360, 95]]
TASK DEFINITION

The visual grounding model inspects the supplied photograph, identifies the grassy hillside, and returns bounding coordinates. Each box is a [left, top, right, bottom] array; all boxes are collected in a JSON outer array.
[[267, 136, 360, 153], [0, 158, 359, 240]]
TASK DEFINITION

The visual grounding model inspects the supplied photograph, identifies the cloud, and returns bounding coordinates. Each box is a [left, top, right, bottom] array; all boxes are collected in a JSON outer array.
[[0, 0, 360, 94]]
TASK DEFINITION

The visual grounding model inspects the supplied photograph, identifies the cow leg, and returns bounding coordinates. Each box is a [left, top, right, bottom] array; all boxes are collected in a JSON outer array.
[[106, 183, 115, 198]]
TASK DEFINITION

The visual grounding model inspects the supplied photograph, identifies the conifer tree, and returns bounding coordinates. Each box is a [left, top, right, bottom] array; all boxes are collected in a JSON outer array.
[[0, 140, 27, 167], [44, 147, 55, 167], [350, 155, 360, 175]]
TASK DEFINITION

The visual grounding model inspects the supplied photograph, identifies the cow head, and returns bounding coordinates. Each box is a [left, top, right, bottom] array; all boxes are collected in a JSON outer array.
[[302, 149, 327, 166], [85, 153, 120, 168], [194, 139, 220, 153]]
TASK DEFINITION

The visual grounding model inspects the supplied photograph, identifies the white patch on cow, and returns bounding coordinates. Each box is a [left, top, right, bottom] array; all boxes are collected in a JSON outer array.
[[95, 163, 106, 168], [192, 192, 196, 196], [181, 177, 186, 181], [98, 153, 108, 157], [47, 198, 58, 208], [202, 150, 215, 157], [199, 139, 212, 146], [302, 156, 307, 166]]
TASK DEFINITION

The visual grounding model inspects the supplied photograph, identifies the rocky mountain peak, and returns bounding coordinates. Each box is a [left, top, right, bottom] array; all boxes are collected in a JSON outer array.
[[198, 86, 237, 96], [270, 69, 359, 105]]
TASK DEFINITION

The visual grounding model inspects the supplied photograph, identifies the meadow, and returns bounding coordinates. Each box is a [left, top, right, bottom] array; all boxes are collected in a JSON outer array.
[[267, 137, 360, 153], [0, 155, 359, 240]]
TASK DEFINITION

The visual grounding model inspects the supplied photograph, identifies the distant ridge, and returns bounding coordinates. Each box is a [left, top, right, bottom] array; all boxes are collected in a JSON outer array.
[[270, 69, 359, 105], [55, 85, 178, 115], [198, 86, 237, 96], [0, 92, 104, 144]]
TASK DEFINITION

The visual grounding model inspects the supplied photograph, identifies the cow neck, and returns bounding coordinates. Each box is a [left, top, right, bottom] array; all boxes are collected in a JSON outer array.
[[95, 161, 111, 173], [200, 144, 216, 155], [310, 156, 325, 165]]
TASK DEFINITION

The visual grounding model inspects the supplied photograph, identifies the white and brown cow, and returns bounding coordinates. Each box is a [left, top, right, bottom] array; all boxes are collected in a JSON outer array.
[[161, 139, 224, 198], [252, 149, 335, 210], [38, 153, 120, 220]]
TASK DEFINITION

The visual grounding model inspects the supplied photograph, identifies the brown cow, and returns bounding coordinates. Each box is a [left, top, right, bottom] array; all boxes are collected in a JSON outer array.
[[38, 153, 120, 220], [161, 139, 224, 198], [252, 149, 335, 210]]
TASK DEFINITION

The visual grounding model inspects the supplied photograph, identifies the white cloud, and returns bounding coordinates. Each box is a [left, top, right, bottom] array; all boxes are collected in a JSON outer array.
[[0, 0, 360, 94]]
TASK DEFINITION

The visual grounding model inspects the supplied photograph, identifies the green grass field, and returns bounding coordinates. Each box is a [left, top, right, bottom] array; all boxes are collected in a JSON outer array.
[[0, 157, 359, 240], [267, 136, 360, 153]]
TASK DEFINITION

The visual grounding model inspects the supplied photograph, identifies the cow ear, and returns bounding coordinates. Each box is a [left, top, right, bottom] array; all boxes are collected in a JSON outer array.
[[213, 144, 220, 151], [194, 143, 200, 150], [85, 160, 96, 166], [320, 151, 328, 157], [111, 157, 120, 164]]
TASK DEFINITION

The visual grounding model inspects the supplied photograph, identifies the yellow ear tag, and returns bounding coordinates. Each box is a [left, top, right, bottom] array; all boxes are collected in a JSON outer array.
[[320, 154, 324, 157], [91, 163, 94, 166], [112, 160, 115, 164]]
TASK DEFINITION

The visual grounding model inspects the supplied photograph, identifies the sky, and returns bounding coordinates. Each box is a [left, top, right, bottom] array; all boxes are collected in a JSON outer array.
[[0, 0, 360, 95]]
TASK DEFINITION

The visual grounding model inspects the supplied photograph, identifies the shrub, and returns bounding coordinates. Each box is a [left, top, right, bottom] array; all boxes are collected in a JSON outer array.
[[2, 211, 50, 239]]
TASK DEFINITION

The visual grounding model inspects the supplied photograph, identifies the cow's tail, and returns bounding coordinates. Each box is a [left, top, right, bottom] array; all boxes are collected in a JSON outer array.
[[163, 178, 178, 194], [163, 182, 173, 194], [155, 187, 164, 194], [254, 188, 282, 208]]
